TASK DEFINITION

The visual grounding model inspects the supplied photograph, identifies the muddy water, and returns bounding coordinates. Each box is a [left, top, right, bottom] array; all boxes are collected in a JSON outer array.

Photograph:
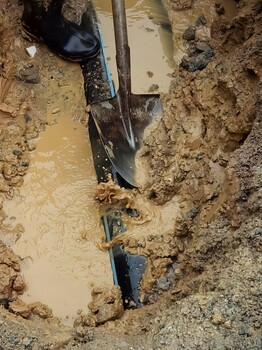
[[93, 0, 175, 94], [2, 68, 113, 326]]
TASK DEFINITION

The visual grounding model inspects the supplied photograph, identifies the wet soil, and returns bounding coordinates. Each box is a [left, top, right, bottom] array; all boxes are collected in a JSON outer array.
[[0, 0, 261, 349]]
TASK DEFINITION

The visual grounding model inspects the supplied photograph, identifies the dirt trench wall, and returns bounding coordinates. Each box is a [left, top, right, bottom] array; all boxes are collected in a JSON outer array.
[[127, 0, 262, 316], [139, 0, 261, 208]]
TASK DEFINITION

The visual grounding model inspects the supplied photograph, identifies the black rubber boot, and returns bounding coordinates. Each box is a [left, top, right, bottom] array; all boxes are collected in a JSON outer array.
[[22, 0, 100, 62]]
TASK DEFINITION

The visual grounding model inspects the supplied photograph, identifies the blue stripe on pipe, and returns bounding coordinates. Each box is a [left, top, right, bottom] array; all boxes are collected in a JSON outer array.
[[98, 27, 116, 98], [102, 215, 118, 285]]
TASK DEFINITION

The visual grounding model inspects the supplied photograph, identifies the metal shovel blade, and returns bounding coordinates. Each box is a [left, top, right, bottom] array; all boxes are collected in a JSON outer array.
[[82, 0, 164, 186], [90, 94, 161, 186]]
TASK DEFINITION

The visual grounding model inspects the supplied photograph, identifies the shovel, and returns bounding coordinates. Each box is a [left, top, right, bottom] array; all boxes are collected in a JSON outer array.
[[82, 0, 170, 186]]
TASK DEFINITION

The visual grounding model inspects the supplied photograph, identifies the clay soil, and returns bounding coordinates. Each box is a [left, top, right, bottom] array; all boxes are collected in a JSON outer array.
[[0, 0, 261, 349]]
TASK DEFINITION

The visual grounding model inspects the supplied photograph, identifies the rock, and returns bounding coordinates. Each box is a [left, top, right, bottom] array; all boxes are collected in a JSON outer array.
[[3, 163, 17, 180], [157, 276, 171, 291], [9, 300, 53, 319], [0, 242, 25, 299], [12, 274, 25, 292], [238, 325, 252, 336], [0, 298, 15, 309], [18, 65, 40, 84], [215, 3, 225, 15], [9, 175, 24, 187], [180, 50, 214, 72], [27, 141, 36, 151], [74, 313, 96, 328], [211, 313, 225, 325], [148, 84, 159, 92], [196, 15, 207, 26], [186, 207, 199, 219], [88, 286, 124, 325], [21, 161, 29, 167], [0, 241, 21, 271], [181, 39, 214, 72], [224, 320, 232, 329], [74, 326, 94, 343], [182, 26, 196, 41], [22, 337, 34, 347], [195, 41, 213, 53], [51, 108, 61, 114], [128, 238, 138, 248], [29, 302, 53, 319], [9, 299, 32, 318], [24, 114, 32, 122], [25, 45, 37, 58]]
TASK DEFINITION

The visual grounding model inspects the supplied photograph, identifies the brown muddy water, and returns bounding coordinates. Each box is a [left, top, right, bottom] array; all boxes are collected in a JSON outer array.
[[2, 70, 113, 325], [93, 0, 175, 93]]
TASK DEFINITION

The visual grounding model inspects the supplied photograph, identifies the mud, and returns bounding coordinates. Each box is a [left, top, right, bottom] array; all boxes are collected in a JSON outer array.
[[0, 0, 261, 349]]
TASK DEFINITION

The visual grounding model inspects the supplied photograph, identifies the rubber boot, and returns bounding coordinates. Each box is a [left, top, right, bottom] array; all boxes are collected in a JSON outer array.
[[22, 0, 100, 62]]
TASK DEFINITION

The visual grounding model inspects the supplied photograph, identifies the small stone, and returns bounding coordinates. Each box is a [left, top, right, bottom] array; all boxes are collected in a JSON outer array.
[[12, 275, 25, 291], [215, 3, 225, 15], [30, 302, 53, 319], [12, 149, 22, 156], [18, 65, 40, 84], [147, 71, 154, 78], [157, 276, 170, 291], [27, 141, 36, 151], [52, 108, 61, 114], [21, 161, 29, 167], [224, 320, 232, 329], [195, 15, 207, 26], [128, 238, 138, 248], [8, 335, 17, 344], [238, 325, 252, 336], [186, 208, 199, 219], [25, 46, 37, 58], [148, 84, 159, 92], [195, 41, 213, 53], [22, 337, 33, 347], [211, 313, 224, 325], [182, 26, 196, 41], [24, 114, 32, 122], [196, 153, 204, 160]]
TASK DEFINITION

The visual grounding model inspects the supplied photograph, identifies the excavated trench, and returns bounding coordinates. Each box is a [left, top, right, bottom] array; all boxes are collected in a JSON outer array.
[[2, 0, 180, 326], [0, 0, 261, 349]]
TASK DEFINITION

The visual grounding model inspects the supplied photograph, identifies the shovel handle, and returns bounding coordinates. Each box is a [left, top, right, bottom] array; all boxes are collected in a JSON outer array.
[[112, 0, 131, 96], [111, 0, 134, 145]]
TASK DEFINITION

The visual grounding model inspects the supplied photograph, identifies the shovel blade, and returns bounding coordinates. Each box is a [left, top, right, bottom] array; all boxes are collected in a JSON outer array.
[[90, 94, 162, 186]]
